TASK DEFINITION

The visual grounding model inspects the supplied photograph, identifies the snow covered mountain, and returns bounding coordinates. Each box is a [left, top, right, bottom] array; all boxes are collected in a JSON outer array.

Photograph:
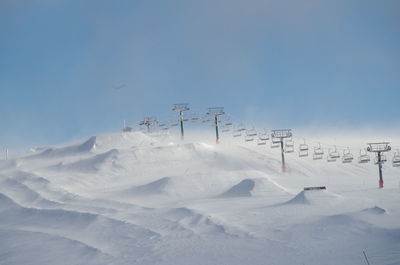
[[1, 131, 399, 265]]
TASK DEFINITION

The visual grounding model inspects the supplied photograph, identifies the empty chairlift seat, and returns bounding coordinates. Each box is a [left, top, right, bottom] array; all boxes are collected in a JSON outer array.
[[299, 139, 309, 157], [328, 146, 341, 159], [221, 122, 232, 132], [358, 149, 371, 163], [374, 154, 387, 164], [256, 130, 268, 145], [245, 129, 257, 142], [258, 130, 270, 141], [233, 124, 245, 137], [342, 148, 354, 163], [257, 138, 267, 145], [327, 149, 337, 162], [271, 137, 281, 148], [233, 130, 242, 137], [221, 118, 233, 132], [392, 150, 400, 167], [285, 138, 294, 153], [313, 143, 324, 160], [189, 113, 200, 123]]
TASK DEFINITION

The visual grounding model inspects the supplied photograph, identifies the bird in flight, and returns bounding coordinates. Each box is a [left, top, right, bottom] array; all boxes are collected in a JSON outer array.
[[112, 84, 126, 90]]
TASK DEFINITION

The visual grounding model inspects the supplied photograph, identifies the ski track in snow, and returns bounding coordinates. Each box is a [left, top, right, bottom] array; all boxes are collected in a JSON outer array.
[[0, 131, 399, 265]]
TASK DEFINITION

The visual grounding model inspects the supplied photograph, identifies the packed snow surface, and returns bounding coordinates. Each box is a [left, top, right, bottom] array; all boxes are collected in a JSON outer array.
[[1, 131, 399, 265]]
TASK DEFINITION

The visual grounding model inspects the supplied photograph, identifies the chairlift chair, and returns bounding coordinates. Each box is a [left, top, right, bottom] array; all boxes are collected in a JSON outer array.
[[271, 137, 281, 148], [246, 129, 257, 137], [313, 153, 323, 160], [298, 139, 309, 157], [222, 121, 233, 132], [328, 146, 340, 159], [358, 149, 371, 164], [258, 130, 270, 141], [245, 136, 255, 142], [299, 150, 308, 157], [374, 154, 387, 165], [190, 116, 199, 123], [244, 129, 257, 142], [284, 138, 294, 153], [342, 148, 354, 163], [314, 143, 324, 155], [313, 144, 324, 160], [233, 130, 242, 137], [235, 124, 246, 133], [327, 154, 336, 162], [392, 150, 400, 167], [299, 142, 308, 151], [257, 139, 267, 145]]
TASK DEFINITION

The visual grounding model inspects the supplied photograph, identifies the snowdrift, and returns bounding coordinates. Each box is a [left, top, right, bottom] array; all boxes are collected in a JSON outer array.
[[0, 131, 399, 265]]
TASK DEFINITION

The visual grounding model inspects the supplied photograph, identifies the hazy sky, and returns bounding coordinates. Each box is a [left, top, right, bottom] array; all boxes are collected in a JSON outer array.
[[1, 0, 399, 150]]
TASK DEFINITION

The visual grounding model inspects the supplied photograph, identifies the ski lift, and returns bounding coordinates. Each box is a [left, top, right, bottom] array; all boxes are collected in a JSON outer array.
[[342, 148, 354, 163], [246, 128, 257, 137], [244, 129, 256, 142], [189, 112, 200, 123], [313, 153, 323, 160], [313, 143, 323, 160], [235, 123, 246, 132], [222, 126, 230, 133], [258, 130, 270, 141], [327, 152, 336, 162], [233, 130, 242, 137], [165, 118, 179, 127], [257, 139, 267, 145], [190, 116, 199, 123], [392, 150, 400, 167], [328, 146, 340, 159], [271, 137, 281, 148], [198, 114, 211, 124], [358, 149, 370, 164], [374, 154, 387, 165], [284, 138, 294, 153], [299, 139, 309, 157], [221, 120, 233, 132], [245, 136, 254, 142]]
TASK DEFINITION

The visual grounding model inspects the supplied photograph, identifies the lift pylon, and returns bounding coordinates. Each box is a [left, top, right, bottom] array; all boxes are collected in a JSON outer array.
[[367, 142, 391, 188], [206, 107, 225, 144], [271, 129, 293, 172], [172, 103, 190, 140], [139, 117, 157, 133]]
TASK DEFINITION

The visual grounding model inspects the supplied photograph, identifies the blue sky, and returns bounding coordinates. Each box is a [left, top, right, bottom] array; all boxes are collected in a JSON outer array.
[[1, 0, 399, 150]]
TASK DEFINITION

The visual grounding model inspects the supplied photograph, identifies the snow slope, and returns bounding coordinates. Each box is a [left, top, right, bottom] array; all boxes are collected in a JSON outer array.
[[1, 131, 399, 265]]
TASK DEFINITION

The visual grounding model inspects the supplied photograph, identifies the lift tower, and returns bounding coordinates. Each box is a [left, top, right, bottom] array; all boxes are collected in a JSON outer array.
[[172, 103, 190, 140], [139, 117, 157, 134], [367, 142, 391, 188], [206, 107, 225, 144], [271, 129, 293, 172]]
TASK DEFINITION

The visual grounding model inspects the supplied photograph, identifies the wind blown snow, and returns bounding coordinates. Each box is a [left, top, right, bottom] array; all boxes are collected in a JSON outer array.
[[0, 131, 399, 265]]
